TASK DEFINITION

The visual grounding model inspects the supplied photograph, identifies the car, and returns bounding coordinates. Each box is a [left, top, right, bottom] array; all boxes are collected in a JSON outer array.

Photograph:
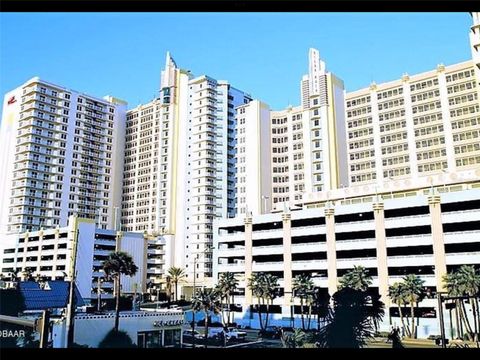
[[258, 326, 281, 339], [225, 327, 247, 340], [208, 327, 247, 340], [183, 329, 203, 340]]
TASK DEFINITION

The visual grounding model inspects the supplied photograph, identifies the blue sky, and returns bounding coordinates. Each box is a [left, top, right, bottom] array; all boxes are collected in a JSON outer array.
[[0, 13, 473, 112]]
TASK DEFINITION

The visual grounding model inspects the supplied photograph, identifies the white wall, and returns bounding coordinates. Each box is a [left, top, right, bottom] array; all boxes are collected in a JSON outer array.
[[73, 311, 184, 347], [0, 86, 22, 235], [119, 232, 146, 293]]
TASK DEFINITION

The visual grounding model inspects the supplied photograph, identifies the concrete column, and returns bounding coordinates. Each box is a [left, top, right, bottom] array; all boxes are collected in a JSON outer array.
[[282, 212, 292, 306], [428, 193, 447, 292], [373, 201, 389, 306], [244, 216, 253, 305], [325, 206, 337, 296]]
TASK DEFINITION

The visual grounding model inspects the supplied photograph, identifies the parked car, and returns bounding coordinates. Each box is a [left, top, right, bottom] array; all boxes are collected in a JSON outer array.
[[183, 329, 203, 340], [258, 326, 281, 339], [225, 327, 247, 340], [208, 327, 247, 340]]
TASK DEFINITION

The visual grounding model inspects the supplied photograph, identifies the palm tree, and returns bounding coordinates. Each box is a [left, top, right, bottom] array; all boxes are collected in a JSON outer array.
[[339, 266, 372, 291], [216, 272, 239, 325], [20, 268, 34, 281], [293, 274, 314, 330], [191, 287, 222, 348], [388, 282, 410, 337], [444, 265, 480, 340], [444, 271, 464, 338], [316, 287, 385, 348], [102, 251, 138, 332], [248, 272, 266, 330], [402, 274, 425, 339], [457, 265, 480, 341], [167, 267, 186, 302], [263, 273, 280, 329]]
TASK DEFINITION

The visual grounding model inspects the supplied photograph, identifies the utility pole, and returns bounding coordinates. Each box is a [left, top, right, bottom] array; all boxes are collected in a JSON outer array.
[[39, 309, 51, 348], [65, 227, 79, 348], [437, 293, 446, 348]]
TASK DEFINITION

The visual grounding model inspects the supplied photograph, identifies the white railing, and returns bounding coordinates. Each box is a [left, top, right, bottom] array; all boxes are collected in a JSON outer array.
[[388, 254, 432, 260], [385, 214, 429, 221], [387, 233, 430, 240], [442, 209, 480, 215], [336, 238, 376, 244], [337, 257, 377, 262]]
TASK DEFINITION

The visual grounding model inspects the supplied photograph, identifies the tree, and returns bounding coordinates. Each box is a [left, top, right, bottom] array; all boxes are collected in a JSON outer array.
[[316, 287, 385, 348], [281, 328, 306, 348], [167, 267, 186, 302], [292, 274, 314, 330], [20, 268, 34, 281], [388, 282, 410, 337], [247, 272, 265, 331], [191, 287, 222, 348], [401, 274, 425, 339], [444, 265, 480, 341], [457, 265, 480, 341], [98, 329, 136, 348], [103, 251, 138, 332], [248, 272, 280, 330], [263, 273, 280, 329], [339, 266, 372, 292], [312, 288, 331, 331], [216, 272, 239, 325]]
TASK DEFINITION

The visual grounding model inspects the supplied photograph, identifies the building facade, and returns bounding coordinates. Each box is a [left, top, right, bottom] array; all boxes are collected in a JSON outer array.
[[52, 310, 184, 348], [0, 216, 148, 301], [213, 170, 480, 337], [237, 49, 348, 215], [346, 13, 480, 187], [235, 100, 272, 216], [0, 77, 127, 236], [121, 54, 252, 289]]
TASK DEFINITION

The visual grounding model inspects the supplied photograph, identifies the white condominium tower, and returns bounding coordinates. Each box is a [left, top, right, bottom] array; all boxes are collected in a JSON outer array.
[[346, 13, 480, 186], [122, 53, 251, 286], [0, 77, 127, 236], [236, 49, 348, 215]]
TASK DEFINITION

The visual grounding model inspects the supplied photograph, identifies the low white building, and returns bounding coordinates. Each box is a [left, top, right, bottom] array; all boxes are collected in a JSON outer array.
[[52, 310, 184, 348]]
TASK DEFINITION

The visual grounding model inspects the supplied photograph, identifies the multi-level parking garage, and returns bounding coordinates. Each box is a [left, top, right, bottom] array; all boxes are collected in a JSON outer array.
[[213, 170, 480, 337]]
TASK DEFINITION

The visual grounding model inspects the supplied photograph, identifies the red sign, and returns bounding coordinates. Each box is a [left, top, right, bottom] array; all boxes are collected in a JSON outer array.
[[7, 96, 16, 105]]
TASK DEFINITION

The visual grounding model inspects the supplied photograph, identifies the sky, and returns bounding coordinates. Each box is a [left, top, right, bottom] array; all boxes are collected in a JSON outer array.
[[0, 13, 474, 113]]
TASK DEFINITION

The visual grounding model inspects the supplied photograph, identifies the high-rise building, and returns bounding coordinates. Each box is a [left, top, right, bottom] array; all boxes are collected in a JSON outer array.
[[121, 54, 251, 288], [0, 77, 127, 236], [345, 13, 480, 187], [236, 100, 272, 216], [237, 49, 348, 215]]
